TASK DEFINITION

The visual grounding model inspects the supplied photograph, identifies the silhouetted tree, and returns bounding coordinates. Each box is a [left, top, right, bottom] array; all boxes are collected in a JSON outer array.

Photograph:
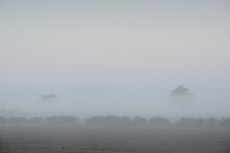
[[220, 118, 230, 126], [29, 117, 42, 124], [171, 85, 190, 95], [39, 94, 58, 103], [193, 118, 205, 126], [0, 116, 7, 124], [205, 117, 218, 126], [44, 116, 78, 125], [85, 116, 101, 125], [169, 85, 193, 105], [149, 117, 170, 126], [120, 116, 133, 126], [177, 117, 205, 126], [42, 94, 57, 99], [133, 116, 148, 126], [104, 116, 121, 126], [9, 117, 28, 125], [85, 116, 122, 126]]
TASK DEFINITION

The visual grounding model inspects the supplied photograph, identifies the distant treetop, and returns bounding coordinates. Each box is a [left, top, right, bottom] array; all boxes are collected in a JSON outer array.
[[40, 94, 57, 102], [171, 85, 190, 96], [42, 94, 57, 99], [169, 85, 193, 105]]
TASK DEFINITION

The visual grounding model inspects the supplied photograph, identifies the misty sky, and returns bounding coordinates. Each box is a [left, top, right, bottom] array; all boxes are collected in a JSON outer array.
[[0, 0, 230, 117]]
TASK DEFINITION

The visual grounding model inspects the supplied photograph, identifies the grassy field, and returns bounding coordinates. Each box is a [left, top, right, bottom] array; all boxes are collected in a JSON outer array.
[[0, 125, 230, 153]]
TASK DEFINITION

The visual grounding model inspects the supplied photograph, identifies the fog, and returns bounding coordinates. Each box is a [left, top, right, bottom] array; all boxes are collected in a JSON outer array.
[[0, 0, 230, 119], [1, 81, 229, 119]]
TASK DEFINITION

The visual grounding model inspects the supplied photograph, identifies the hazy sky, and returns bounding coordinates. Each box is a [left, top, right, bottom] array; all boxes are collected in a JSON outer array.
[[0, 0, 230, 117]]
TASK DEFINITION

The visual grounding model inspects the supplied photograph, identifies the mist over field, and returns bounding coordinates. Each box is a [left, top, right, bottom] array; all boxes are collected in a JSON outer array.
[[1, 1, 230, 152], [0, 0, 230, 119], [0, 82, 229, 119]]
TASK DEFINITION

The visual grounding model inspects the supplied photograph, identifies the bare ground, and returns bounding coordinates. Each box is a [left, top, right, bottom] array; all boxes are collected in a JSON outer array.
[[0, 125, 230, 153]]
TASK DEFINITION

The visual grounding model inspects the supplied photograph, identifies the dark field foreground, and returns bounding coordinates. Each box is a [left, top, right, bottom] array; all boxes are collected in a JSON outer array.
[[0, 125, 230, 153]]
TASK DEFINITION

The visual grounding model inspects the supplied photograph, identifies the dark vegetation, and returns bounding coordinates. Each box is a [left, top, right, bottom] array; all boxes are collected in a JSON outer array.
[[0, 115, 230, 126]]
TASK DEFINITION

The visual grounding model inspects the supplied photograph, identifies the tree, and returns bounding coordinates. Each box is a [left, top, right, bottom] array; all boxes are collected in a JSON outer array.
[[171, 85, 189, 95], [39, 94, 58, 103], [133, 116, 148, 126], [29, 117, 42, 124], [9, 117, 28, 125], [86, 116, 131, 126], [149, 116, 170, 126], [120, 116, 133, 126], [205, 117, 218, 126], [0, 116, 7, 124], [177, 117, 205, 126], [44, 116, 78, 125], [220, 118, 230, 126], [169, 85, 193, 105]]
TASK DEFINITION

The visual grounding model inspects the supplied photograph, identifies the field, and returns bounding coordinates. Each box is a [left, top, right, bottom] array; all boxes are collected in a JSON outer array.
[[0, 125, 230, 153]]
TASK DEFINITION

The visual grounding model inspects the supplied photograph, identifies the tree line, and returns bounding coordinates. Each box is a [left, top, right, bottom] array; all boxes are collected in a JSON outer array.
[[0, 116, 79, 125], [0, 115, 230, 126]]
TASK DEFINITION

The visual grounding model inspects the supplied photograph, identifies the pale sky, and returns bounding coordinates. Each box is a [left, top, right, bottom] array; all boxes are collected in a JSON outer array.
[[0, 0, 230, 117]]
